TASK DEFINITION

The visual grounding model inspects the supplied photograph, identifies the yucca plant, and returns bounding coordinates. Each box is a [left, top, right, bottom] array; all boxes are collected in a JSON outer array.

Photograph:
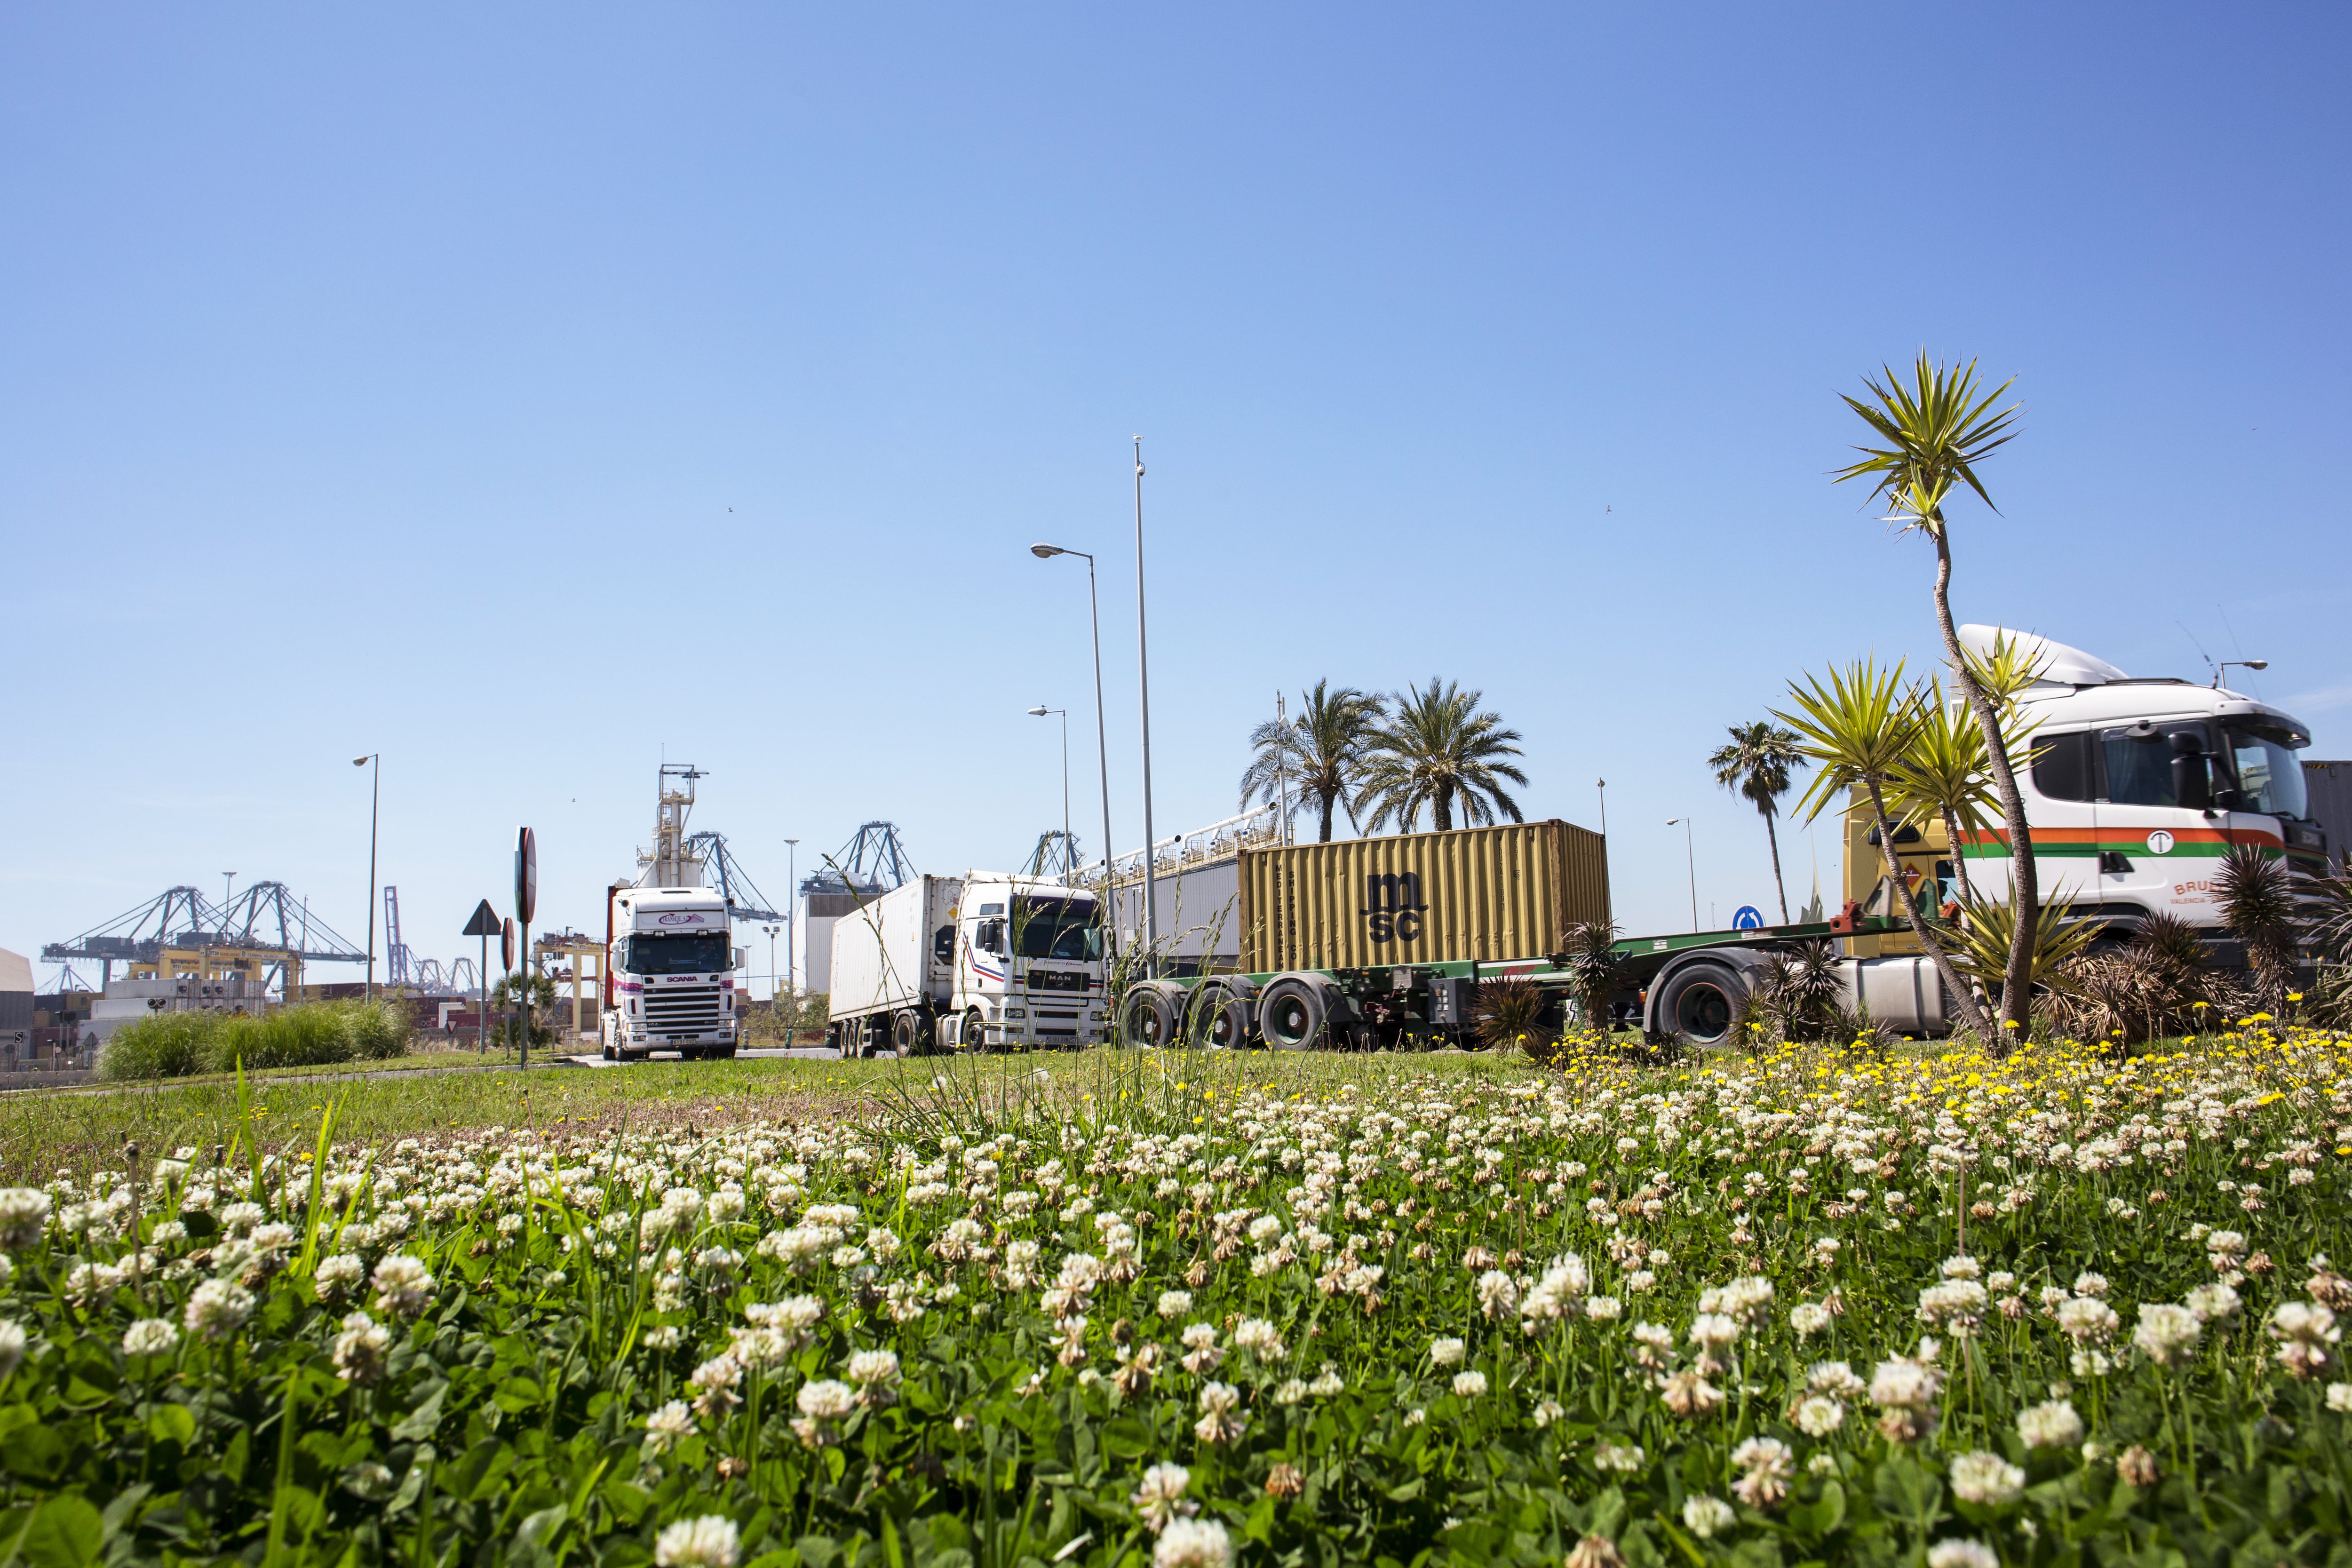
[[2052, 913, 2245, 1049], [1774, 658, 1994, 1040], [1946, 887, 2103, 1029], [1473, 974, 1555, 1061], [1557, 919, 1625, 1036], [1884, 678, 2005, 906], [2215, 844, 2302, 1015], [1834, 354, 2041, 1032]]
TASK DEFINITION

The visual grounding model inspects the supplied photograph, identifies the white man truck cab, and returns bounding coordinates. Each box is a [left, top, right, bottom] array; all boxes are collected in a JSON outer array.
[[601, 886, 744, 1061], [826, 873, 1107, 1056]]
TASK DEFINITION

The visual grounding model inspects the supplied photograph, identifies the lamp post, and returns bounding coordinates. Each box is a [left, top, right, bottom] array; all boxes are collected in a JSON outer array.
[[1027, 706, 1071, 882], [353, 755, 379, 1003], [1596, 780, 1610, 921], [783, 838, 799, 998], [1131, 437, 1158, 970], [1028, 543, 1118, 961], [763, 924, 780, 1038], [1666, 817, 1698, 932]]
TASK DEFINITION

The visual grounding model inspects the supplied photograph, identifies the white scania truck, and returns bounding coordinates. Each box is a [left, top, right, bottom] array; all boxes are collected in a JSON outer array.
[[599, 886, 746, 1060], [826, 873, 1107, 1056]]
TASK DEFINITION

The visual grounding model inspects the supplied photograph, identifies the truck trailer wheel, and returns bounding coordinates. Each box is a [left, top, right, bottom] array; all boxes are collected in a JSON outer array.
[[1185, 979, 1252, 1049], [1256, 977, 1329, 1050], [1653, 960, 1745, 1046], [1118, 985, 1179, 1049]]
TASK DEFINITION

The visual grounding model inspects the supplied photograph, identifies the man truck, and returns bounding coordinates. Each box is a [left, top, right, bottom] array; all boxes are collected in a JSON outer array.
[[826, 873, 1109, 1056]]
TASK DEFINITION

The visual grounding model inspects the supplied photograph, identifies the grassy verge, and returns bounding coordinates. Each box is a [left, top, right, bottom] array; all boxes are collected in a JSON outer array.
[[0, 1045, 1541, 1182]]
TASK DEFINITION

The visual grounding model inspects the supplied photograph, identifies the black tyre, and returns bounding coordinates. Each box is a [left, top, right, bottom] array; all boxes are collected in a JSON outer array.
[[891, 1011, 924, 1056], [1256, 977, 1328, 1050], [1186, 981, 1249, 1049], [1118, 985, 1179, 1049], [1655, 960, 1744, 1046], [962, 1009, 985, 1051]]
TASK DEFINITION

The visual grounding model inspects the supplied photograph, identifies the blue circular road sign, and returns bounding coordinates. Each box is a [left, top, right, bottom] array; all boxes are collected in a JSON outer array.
[[1732, 905, 1764, 931]]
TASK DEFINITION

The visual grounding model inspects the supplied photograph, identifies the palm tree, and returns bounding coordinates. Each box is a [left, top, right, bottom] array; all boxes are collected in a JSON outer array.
[[1773, 658, 1995, 1041], [1833, 353, 2037, 1032], [1707, 721, 1807, 923], [1238, 681, 1385, 843], [1358, 678, 1529, 834]]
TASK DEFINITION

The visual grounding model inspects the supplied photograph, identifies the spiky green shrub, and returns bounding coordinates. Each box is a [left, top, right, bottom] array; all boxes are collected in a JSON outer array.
[[92, 1011, 225, 1080]]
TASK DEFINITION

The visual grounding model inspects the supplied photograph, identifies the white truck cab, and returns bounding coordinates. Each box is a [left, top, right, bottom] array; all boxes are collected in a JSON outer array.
[[827, 873, 1107, 1055], [601, 886, 744, 1060]]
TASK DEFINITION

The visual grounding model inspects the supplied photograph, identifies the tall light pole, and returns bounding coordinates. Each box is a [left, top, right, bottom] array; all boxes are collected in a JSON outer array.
[[1027, 706, 1071, 882], [353, 755, 379, 1003], [763, 924, 780, 1017], [1666, 817, 1697, 932], [1028, 543, 1118, 961], [1131, 437, 1158, 970], [1596, 780, 1610, 921], [783, 838, 799, 997]]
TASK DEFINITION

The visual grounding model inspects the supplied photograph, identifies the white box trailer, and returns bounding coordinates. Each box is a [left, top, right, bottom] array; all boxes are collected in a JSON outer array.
[[826, 873, 1109, 1056]]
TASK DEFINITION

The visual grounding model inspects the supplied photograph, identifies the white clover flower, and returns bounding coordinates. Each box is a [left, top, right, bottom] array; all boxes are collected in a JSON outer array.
[[1688, 1313, 1740, 1350], [2072, 1270, 2111, 1298], [2132, 1304, 2202, 1366], [1533, 1397, 1565, 1427], [1789, 1302, 1832, 1337], [2016, 1398, 2084, 1449], [1132, 1461, 1197, 1533], [1156, 1290, 1193, 1318], [1233, 1318, 1286, 1359], [2056, 1297, 2119, 1343], [1194, 1382, 1246, 1444], [2326, 1383, 2352, 1413], [314, 1253, 366, 1302], [1309, 1366, 1345, 1398], [1592, 1438, 1645, 1473], [1681, 1495, 1736, 1539], [1925, 1541, 1998, 1568], [123, 1318, 179, 1357], [332, 1312, 394, 1385], [371, 1255, 436, 1317], [796, 1378, 856, 1420], [1429, 1337, 1467, 1368], [1272, 1378, 1308, 1406], [219, 1202, 265, 1236], [1152, 1516, 1232, 1568], [2161, 1272, 2231, 1319], [1476, 1269, 1520, 1320], [1808, 1361, 1867, 1398], [1793, 1395, 1845, 1436], [653, 1514, 739, 1568], [184, 1279, 256, 1343], [643, 1401, 696, 1455], [1452, 1370, 1489, 1398], [1730, 1436, 1794, 1508], [0, 1190, 53, 1251], [1947, 1451, 2025, 1505]]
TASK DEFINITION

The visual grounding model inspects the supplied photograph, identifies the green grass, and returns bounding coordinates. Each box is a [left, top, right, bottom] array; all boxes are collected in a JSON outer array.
[[0, 1045, 1541, 1182]]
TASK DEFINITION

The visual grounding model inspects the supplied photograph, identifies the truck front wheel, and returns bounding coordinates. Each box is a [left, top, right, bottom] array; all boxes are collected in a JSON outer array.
[[891, 1011, 925, 1057]]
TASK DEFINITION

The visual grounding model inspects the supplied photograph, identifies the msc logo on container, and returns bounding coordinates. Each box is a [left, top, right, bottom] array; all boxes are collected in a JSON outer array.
[[1361, 873, 1428, 943]]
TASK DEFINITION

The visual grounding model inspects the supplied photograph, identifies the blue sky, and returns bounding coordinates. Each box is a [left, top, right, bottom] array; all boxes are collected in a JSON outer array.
[[5, 3, 2348, 990]]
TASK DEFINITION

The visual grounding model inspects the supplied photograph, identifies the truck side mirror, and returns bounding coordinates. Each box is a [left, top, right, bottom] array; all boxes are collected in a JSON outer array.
[[2169, 730, 2210, 810]]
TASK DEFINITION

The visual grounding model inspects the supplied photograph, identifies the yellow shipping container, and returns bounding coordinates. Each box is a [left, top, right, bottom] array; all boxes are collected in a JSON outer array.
[[1237, 820, 1607, 973]]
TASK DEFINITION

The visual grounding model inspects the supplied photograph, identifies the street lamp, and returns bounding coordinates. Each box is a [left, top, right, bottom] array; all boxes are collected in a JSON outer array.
[[783, 838, 799, 997], [1665, 817, 1698, 932], [353, 755, 379, 1003], [1130, 437, 1158, 969], [1028, 706, 1071, 882], [1028, 542, 1119, 960]]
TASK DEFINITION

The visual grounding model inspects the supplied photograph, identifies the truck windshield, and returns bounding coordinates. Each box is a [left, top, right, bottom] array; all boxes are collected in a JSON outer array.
[[2225, 725, 2308, 818], [620, 932, 729, 975], [1015, 899, 1101, 962]]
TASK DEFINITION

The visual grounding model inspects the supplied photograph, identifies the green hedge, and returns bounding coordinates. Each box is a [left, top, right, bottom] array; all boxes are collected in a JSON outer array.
[[94, 1000, 412, 1080]]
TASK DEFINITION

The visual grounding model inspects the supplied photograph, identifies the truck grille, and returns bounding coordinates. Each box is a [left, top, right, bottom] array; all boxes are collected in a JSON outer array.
[[1027, 970, 1090, 993], [644, 984, 723, 1037]]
